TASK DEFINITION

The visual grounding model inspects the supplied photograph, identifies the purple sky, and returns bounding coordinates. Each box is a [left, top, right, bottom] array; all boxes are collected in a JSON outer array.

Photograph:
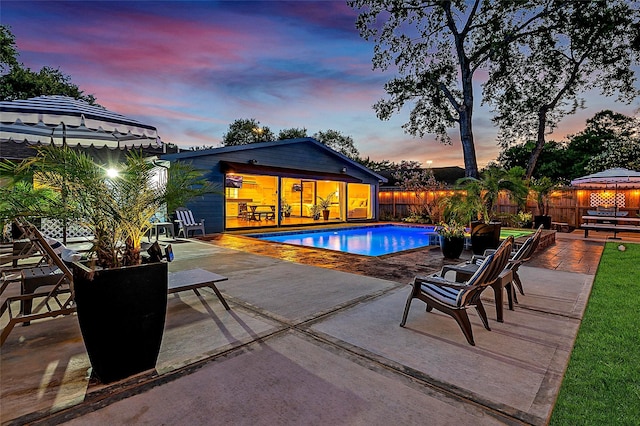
[[3, 1, 638, 168]]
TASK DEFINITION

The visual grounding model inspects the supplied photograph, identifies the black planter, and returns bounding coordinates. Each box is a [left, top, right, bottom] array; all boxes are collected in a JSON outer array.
[[534, 215, 552, 230], [470, 221, 502, 255], [440, 236, 465, 259], [73, 261, 168, 383]]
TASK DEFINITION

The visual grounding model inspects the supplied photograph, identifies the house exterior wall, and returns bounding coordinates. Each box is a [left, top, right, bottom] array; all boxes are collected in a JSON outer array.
[[165, 141, 384, 234]]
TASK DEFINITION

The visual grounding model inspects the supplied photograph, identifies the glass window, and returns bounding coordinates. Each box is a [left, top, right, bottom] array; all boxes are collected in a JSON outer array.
[[347, 183, 373, 219]]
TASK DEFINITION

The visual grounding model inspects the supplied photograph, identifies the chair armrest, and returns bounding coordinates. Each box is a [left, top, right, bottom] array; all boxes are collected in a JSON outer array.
[[415, 275, 469, 290]]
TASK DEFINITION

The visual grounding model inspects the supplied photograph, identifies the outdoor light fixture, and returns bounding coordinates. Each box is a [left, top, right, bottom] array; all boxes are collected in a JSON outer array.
[[106, 168, 119, 178], [341, 167, 347, 173], [248, 159, 258, 164]]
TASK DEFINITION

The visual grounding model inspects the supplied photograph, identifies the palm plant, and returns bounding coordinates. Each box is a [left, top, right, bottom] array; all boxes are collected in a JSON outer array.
[[456, 166, 529, 222], [317, 192, 335, 210], [530, 176, 559, 216], [10, 146, 216, 268]]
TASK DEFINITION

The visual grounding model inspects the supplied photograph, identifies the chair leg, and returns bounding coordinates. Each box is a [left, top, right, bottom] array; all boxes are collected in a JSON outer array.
[[400, 296, 413, 327], [451, 309, 476, 346], [474, 299, 491, 331], [513, 272, 525, 295], [400, 282, 420, 327], [505, 283, 515, 310], [490, 282, 504, 323]]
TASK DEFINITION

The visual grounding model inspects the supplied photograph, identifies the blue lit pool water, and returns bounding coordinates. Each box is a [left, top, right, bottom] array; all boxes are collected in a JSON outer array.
[[249, 225, 439, 256]]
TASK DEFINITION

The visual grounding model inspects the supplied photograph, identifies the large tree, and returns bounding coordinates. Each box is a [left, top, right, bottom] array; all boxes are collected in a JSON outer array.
[[221, 118, 275, 146], [277, 127, 308, 140], [485, 1, 640, 179], [312, 129, 361, 160], [349, 0, 558, 178], [0, 25, 97, 104], [572, 110, 640, 174]]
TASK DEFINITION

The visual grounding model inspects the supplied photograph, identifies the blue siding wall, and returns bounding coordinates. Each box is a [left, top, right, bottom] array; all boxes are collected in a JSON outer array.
[[167, 140, 383, 233]]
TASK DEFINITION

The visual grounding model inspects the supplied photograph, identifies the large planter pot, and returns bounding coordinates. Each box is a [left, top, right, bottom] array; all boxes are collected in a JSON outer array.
[[534, 215, 552, 230], [322, 209, 330, 221], [470, 221, 502, 255], [440, 236, 465, 259], [73, 261, 168, 383]]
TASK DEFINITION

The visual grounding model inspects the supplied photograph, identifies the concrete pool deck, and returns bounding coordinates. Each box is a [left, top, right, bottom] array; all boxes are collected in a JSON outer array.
[[1, 230, 632, 425]]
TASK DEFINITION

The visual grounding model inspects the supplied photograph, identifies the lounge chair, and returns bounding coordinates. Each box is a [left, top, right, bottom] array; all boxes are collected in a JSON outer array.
[[1, 221, 75, 345], [469, 225, 543, 298], [400, 236, 513, 345], [175, 207, 205, 238], [440, 233, 536, 322]]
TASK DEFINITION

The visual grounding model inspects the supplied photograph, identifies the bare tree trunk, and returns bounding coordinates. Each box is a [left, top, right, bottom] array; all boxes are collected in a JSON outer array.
[[459, 109, 479, 178], [460, 69, 479, 179], [526, 106, 548, 180]]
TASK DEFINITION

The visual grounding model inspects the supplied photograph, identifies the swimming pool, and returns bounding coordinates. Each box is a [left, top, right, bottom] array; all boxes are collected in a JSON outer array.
[[249, 225, 535, 257], [249, 225, 439, 256]]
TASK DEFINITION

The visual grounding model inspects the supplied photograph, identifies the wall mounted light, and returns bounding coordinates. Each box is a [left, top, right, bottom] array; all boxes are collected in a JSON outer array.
[[341, 167, 347, 173], [248, 159, 258, 165]]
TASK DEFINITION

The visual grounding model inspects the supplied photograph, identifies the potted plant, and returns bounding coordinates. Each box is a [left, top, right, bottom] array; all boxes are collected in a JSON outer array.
[[317, 192, 335, 221], [437, 220, 466, 259], [280, 198, 292, 218], [310, 204, 322, 220], [12, 146, 211, 383], [515, 211, 533, 229], [456, 166, 528, 254], [530, 177, 558, 230]]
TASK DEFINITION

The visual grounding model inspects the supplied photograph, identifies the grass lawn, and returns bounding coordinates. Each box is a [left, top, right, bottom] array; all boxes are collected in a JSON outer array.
[[550, 242, 640, 425]]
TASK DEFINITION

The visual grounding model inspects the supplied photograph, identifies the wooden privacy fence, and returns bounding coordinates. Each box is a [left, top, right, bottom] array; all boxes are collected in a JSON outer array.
[[379, 188, 640, 227]]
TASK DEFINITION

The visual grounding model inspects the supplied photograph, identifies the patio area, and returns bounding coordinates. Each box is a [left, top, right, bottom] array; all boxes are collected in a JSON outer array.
[[0, 229, 628, 425]]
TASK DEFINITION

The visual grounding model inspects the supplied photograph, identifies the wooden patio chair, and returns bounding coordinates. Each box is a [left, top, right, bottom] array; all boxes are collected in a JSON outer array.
[[400, 236, 513, 346], [440, 235, 534, 321], [174, 207, 205, 238], [470, 225, 543, 298], [0, 221, 75, 345]]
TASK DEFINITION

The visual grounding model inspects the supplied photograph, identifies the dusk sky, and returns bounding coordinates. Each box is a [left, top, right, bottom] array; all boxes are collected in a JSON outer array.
[[3, 1, 639, 168]]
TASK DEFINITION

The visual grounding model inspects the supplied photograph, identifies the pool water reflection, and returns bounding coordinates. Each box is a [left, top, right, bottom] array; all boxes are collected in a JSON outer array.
[[249, 225, 439, 256]]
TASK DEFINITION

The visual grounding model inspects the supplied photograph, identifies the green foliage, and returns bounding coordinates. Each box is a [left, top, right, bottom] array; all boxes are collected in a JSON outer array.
[[6, 147, 214, 268], [530, 176, 560, 216], [392, 160, 443, 223], [348, 0, 564, 178], [312, 129, 360, 160], [0, 25, 19, 73], [163, 161, 219, 214], [0, 26, 96, 104], [356, 157, 396, 173], [499, 110, 640, 180], [0, 66, 97, 104], [277, 127, 308, 140], [499, 140, 568, 181], [436, 220, 466, 239], [317, 192, 335, 210], [582, 111, 640, 173], [456, 166, 529, 221], [550, 242, 640, 425], [280, 198, 292, 215], [221, 118, 275, 146], [484, 1, 639, 179], [0, 181, 64, 238]]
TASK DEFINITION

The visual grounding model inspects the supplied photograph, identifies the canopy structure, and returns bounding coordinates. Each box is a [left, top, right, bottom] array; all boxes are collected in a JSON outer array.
[[0, 95, 161, 148], [571, 167, 640, 212], [570, 168, 640, 189]]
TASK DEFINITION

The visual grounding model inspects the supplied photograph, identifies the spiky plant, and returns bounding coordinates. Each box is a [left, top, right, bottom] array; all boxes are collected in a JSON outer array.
[[15, 146, 164, 268]]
